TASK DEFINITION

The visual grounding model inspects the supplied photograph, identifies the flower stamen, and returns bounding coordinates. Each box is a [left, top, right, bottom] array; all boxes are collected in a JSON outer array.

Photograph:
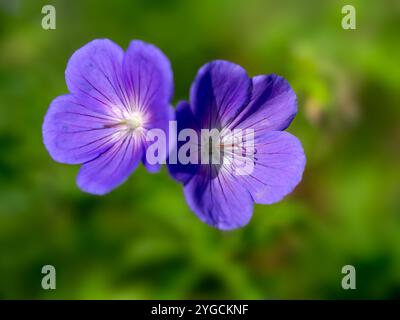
[[121, 112, 143, 131]]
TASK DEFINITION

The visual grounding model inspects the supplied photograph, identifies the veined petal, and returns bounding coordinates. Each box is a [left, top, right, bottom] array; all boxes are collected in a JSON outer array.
[[42, 95, 120, 164], [240, 131, 305, 204], [77, 134, 143, 195], [189, 60, 252, 129], [65, 39, 127, 114], [122, 40, 173, 117], [232, 74, 297, 132], [122, 41, 173, 174], [183, 166, 254, 230]]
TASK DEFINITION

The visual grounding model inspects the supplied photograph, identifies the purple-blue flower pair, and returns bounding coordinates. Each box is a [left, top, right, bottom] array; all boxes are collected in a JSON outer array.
[[43, 39, 306, 230]]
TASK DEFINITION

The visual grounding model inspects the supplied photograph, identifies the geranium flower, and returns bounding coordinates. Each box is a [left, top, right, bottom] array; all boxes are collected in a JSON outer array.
[[42, 39, 173, 195], [168, 60, 306, 230]]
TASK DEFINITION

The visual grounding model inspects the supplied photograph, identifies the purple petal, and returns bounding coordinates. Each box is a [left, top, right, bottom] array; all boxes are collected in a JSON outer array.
[[142, 105, 175, 173], [122, 40, 173, 173], [189, 60, 252, 129], [65, 39, 127, 113], [77, 134, 143, 195], [232, 74, 297, 132], [42, 95, 120, 164], [167, 101, 200, 184], [240, 131, 305, 204], [183, 166, 254, 230], [141, 154, 161, 173], [122, 40, 173, 119]]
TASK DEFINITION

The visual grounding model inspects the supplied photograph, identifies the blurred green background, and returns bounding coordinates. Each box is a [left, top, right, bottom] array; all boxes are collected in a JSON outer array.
[[0, 0, 399, 299]]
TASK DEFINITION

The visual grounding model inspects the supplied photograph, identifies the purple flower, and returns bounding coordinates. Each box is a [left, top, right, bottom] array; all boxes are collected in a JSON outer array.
[[43, 39, 173, 195], [168, 60, 306, 230]]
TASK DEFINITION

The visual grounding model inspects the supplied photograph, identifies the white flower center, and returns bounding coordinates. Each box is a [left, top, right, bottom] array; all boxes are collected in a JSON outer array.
[[124, 112, 143, 130]]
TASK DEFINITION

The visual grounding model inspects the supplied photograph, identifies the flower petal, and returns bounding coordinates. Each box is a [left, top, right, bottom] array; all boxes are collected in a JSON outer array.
[[232, 74, 297, 132], [240, 130, 305, 204], [183, 166, 254, 230], [42, 95, 120, 164], [76, 134, 143, 195], [167, 101, 200, 184], [122, 40, 173, 116], [142, 105, 175, 173], [65, 39, 127, 114], [189, 60, 252, 129]]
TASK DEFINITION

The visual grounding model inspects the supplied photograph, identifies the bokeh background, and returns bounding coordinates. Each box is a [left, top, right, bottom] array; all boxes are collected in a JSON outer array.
[[0, 0, 399, 299]]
